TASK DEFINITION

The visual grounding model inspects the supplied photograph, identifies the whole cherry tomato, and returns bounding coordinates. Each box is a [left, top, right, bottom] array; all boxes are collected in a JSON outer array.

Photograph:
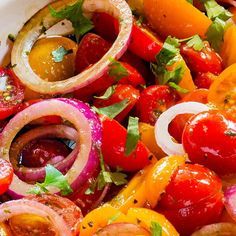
[[20, 138, 71, 168], [157, 164, 224, 236], [0, 68, 24, 120], [101, 116, 151, 172], [0, 159, 13, 195], [182, 110, 236, 175], [180, 41, 223, 75], [136, 85, 180, 125], [94, 84, 140, 122]]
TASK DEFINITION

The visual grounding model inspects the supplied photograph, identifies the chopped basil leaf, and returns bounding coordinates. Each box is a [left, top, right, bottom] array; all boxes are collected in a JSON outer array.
[[136, 15, 145, 26], [108, 58, 129, 81], [51, 46, 73, 63], [225, 130, 236, 137], [8, 34, 16, 42], [108, 212, 122, 225], [186, 35, 205, 51], [94, 85, 116, 100], [150, 222, 162, 236], [28, 164, 73, 196], [49, 0, 94, 40], [92, 99, 129, 119], [125, 116, 140, 156], [168, 82, 189, 94]]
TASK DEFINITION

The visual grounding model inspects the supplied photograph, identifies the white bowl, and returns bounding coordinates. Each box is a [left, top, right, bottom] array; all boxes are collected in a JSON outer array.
[[0, 0, 53, 66]]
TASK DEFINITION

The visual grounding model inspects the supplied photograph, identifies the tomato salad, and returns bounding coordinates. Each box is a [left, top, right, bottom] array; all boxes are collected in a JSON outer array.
[[0, 0, 236, 235]]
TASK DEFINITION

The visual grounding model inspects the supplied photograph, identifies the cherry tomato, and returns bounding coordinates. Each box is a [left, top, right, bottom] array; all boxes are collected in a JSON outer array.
[[20, 138, 71, 168], [75, 33, 111, 74], [0, 68, 24, 120], [182, 110, 236, 175], [136, 85, 180, 126], [180, 41, 223, 75], [101, 116, 151, 172], [194, 72, 216, 89], [157, 164, 224, 236], [169, 89, 209, 142], [0, 159, 13, 195], [94, 84, 140, 122]]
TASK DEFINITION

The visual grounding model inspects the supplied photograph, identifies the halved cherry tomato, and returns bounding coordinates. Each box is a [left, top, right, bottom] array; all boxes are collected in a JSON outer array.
[[0, 68, 24, 120], [0, 159, 13, 195], [182, 111, 236, 175], [21, 138, 71, 168], [157, 164, 224, 236], [94, 84, 140, 122], [208, 63, 236, 113], [169, 89, 209, 142], [194, 72, 216, 89], [136, 85, 180, 125], [101, 116, 151, 172], [180, 41, 223, 75]]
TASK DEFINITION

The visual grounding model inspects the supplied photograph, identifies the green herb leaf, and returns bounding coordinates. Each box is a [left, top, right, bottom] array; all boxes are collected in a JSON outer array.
[[49, 0, 94, 40], [8, 34, 16, 42], [108, 59, 129, 81], [94, 85, 116, 100], [186, 0, 193, 4], [108, 212, 122, 225], [125, 116, 140, 156], [224, 129, 236, 137], [136, 15, 145, 26], [186, 35, 205, 51], [168, 82, 189, 94], [51, 46, 73, 62], [28, 164, 73, 196], [150, 222, 162, 236], [92, 99, 129, 119]]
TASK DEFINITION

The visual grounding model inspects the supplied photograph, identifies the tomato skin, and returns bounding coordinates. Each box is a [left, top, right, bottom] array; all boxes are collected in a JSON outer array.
[[21, 139, 71, 168], [194, 72, 216, 89], [0, 68, 24, 120], [182, 111, 236, 175], [180, 41, 223, 75], [0, 159, 13, 195], [136, 85, 180, 126], [101, 117, 151, 172], [157, 164, 224, 236], [94, 84, 140, 122]]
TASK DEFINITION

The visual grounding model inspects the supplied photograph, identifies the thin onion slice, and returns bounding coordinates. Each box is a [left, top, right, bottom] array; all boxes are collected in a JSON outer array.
[[0, 99, 101, 198], [0, 199, 72, 236], [154, 102, 209, 156], [224, 185, 236, 222], [191, 223, 236, 236], [10, 125, 78, 182], [11, 0, 133, 94]]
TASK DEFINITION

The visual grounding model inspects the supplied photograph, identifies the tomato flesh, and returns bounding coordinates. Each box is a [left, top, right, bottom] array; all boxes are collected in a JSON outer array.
[[0, 159, 13, 195]]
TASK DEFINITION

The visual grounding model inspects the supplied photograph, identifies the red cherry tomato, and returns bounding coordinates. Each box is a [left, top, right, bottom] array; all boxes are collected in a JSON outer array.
[[180, 41, 223, 75], [0, 159, 13, 195], [136, 85, 180, 126], [0, 68, 24, 120], [101, 116, 151, 172], [182, 111, 236, 175], [21, 139, 71, 168], [92, 12, 163, 62], [194, 72, 216, 89], [75, 33, 111, 74], [169, 89, 209, 142], [157, 164, 224, 236], [94, 84, 140, 122]]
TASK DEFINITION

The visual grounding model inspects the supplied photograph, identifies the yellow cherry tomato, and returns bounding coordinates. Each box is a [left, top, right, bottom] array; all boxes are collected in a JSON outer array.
[[145, 155, 186, 208], [127, 208, 179, 236]]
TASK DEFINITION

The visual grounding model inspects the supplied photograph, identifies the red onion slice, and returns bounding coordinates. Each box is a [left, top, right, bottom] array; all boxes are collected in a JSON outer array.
[[0, 99, 101, 198], [0, 199, 72, 236], [10, 125, 78, 182], [224, 185, 236, 222], [11, 0, 133, 94], [154, 102, 209, 156]]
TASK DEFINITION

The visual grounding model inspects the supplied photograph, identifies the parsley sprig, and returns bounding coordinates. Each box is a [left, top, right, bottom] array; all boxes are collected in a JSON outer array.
[[28, 165, 73, 196], [49, 0, 94, 40]]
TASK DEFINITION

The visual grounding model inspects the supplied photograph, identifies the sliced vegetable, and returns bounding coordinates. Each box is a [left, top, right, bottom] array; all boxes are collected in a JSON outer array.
[[0, 159, 13, 195]]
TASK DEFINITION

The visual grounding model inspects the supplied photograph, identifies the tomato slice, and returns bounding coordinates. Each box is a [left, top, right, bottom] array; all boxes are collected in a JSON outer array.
[[0, 68, 24, 120], [0, 159, 13, 195], [208, 64, 236, 114]]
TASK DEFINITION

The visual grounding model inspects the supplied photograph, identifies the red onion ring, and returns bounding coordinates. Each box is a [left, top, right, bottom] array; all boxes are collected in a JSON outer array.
[[224, 185, 236, 222], [154, 102, 209, 156], [0, 99, 101, 198], [11, 0, 133, 94], [10, 125, 78, 182], [0, 199, 72, 236]]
